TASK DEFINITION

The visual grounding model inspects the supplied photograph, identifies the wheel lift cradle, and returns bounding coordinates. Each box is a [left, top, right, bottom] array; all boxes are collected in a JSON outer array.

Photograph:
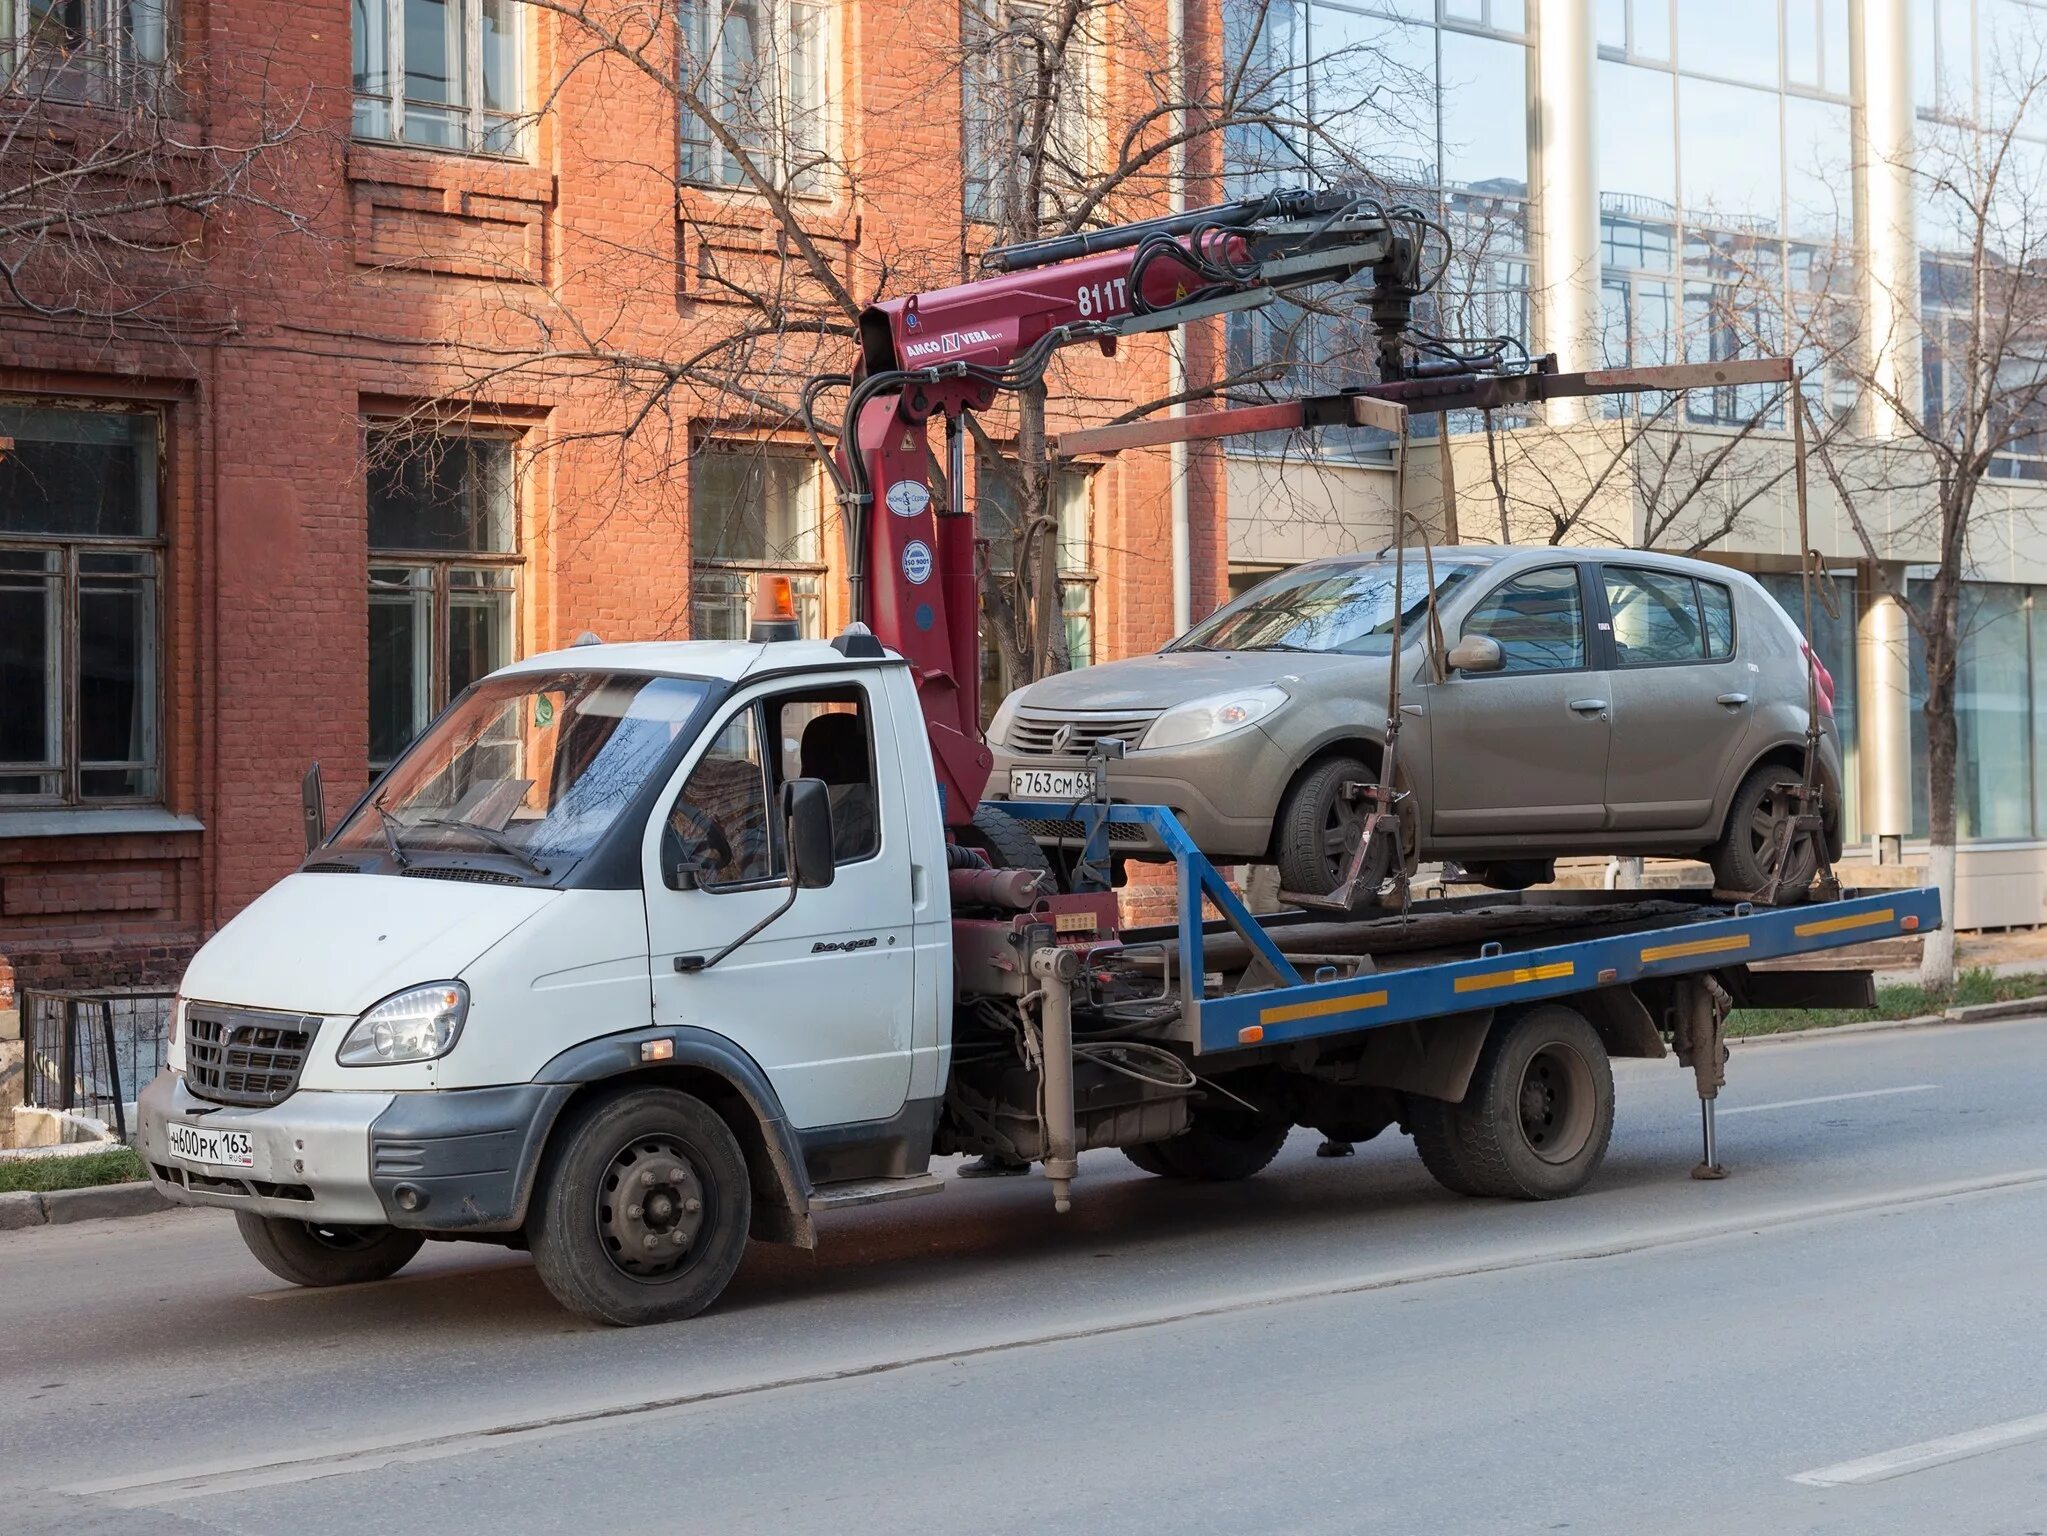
[[985, 797, 1943, 1188]]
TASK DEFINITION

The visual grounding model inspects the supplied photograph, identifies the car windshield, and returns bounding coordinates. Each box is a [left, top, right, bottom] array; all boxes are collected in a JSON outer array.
[[330, 670, 714, 872], [1173, 558, 1483, 656]]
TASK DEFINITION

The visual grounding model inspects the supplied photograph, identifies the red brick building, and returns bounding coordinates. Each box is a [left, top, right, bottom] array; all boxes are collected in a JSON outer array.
[[0, 1, 1229, 1005]]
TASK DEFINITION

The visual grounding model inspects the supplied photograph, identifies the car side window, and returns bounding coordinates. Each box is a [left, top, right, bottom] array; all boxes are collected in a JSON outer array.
[[668, 708, 778, 887], [767, 687, 881, 865], [1699, 581, 1735, 658], [1605, 566, 1706, 666], [1460, 567, 1586, 673]]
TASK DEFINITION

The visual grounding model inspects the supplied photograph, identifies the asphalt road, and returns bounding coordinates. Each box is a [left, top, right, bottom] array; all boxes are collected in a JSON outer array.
[[5, 1017, 2047, 1535]]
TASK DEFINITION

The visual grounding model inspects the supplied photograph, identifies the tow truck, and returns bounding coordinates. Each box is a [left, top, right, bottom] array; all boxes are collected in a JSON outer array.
[[138, 189, 1940, 1325]]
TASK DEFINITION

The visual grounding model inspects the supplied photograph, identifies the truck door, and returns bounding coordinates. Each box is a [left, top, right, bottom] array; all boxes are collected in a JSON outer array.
[[643, 677, 914, 1129], [1597, 564, 1755, 832], [1425, 563, 1611, 836]]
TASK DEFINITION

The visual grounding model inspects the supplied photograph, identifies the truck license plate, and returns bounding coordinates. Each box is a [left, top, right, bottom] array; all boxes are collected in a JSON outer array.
[[167, 1121, 255, 1169], [1009, 768, 1093, 800]]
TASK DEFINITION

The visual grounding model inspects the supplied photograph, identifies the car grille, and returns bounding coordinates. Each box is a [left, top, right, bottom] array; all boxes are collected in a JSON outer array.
[[184, 1004, 320, 1108], [1007, 708, 1161, 758], [999, 816, 1154, 846], [401, 865, 521, 885]]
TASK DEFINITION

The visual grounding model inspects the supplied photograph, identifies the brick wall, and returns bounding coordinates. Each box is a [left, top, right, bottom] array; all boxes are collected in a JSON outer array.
[[0, 1, 1230, 994]]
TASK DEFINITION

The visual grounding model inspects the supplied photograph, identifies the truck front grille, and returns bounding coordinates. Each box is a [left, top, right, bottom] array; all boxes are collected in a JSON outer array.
[[184, 1005, 320, 1108], [1007, 709, 1161, 758]]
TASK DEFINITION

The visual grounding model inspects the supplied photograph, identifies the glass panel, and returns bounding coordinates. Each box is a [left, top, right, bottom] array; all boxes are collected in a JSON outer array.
[[689, 449, 818, 563], [1784, 0, 1818, 86], [1632, 0, 1671, 59], [1597, 0, 1626, 49], [77, 563, 156, 797], [1599, 61, 1677, 211], [1461, 566, 1586, 672], [774, 691, 879, 861], [1956, 584, 2032, 839], [127, 0, 167, 65], [673, 708, 778, 884], [1821, 0, 1849, 95], [0, 406, 158, 538], [1178, 557, 1485, 655], [1439, 29, 1527, 194], [0, 548, 60, 794], [368, 431, 516, 552], [784, 0, 828, 192], [1309, 7, 1436, 186], [1677, 0, 1775, 85], [1061, 580, 1093, 669], [353, 0, 394, 137], [690, 566, 751, 640], [479, 0, 520, 111], [448, 567, 515, 697], [369, 565, 432, 768], [404, 0, 461, 104], [1784, 95, 1851, 241], [1919, 0, 1974, 116], [1605, 566, 1706, 664], [1699, 580, 1734, 657], [1678, 76, 1781, 227]]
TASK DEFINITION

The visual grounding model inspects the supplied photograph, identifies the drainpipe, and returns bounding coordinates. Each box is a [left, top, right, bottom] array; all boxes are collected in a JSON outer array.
[[1167, 0, 1192, 634]]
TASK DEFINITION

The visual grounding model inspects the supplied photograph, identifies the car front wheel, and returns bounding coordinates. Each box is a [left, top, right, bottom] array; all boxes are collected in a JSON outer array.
[[1274, 755, 1395, 906]]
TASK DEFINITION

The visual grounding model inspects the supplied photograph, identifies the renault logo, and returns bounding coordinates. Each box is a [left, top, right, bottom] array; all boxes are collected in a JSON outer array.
[[1051, 722, 1077, 754]]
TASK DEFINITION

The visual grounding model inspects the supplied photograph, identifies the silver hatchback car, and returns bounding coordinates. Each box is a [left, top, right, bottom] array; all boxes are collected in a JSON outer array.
[[988, 546, 1844, 899]]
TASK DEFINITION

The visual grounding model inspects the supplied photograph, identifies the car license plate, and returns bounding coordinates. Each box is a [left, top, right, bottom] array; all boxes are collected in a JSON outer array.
[[1009, 768, 1093, 800], [167, 1121, 255, 1169]]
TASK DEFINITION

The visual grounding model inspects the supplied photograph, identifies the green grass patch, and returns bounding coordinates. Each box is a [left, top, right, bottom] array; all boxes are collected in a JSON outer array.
[[0, 1145, 146, 1194], [1726, 967, 2047, 1038]]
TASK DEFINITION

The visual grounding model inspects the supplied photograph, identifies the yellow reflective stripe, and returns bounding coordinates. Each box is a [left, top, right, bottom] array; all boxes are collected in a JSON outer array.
[[1640, 933, 1752, 963], [1795, 907, 1895, 938], [1453, 960, 1575, 994], [1260, 989, 1389, 1027]]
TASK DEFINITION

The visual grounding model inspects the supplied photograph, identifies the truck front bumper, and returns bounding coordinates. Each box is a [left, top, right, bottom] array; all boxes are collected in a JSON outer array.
[[138, 1072, 573, 1232]]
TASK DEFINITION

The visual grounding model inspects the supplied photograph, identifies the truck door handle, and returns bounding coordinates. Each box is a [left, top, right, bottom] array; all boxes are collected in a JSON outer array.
[[1568, 698, 1608, 714], [1716, 691, 1750, 707]]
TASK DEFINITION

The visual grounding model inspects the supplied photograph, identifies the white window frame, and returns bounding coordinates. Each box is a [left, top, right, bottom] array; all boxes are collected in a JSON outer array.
[[0, 0, 171, 104], [353, 0, 528, 159], [678, 0, 833, 197]]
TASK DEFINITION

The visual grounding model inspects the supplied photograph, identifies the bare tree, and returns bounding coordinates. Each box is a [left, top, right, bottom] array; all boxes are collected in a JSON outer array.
[[1814, 48, 2047, 986]]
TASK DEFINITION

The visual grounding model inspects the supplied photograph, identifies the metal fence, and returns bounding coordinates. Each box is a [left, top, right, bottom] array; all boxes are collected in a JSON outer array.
[[21, 989, 174, 1140]]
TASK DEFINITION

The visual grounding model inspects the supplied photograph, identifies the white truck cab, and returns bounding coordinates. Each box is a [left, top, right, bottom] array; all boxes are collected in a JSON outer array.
[[141, 630, 955, 1324]]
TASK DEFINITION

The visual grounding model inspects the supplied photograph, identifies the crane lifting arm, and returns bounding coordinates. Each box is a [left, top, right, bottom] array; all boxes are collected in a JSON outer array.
[[810, 188, 1441, 826]]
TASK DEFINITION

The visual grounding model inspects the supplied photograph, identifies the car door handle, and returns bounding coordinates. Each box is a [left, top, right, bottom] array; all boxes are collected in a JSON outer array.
[[1716, 691, 1751, 707], [1568, 698, 1608, 714]]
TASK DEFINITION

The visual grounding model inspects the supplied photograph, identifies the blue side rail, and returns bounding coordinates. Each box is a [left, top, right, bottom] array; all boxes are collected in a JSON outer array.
[[984, 799, 1944, 1056]]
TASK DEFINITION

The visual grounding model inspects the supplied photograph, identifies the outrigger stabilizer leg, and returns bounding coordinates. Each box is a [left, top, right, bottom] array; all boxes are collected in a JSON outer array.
[[1672, 974, 1733, 1180]]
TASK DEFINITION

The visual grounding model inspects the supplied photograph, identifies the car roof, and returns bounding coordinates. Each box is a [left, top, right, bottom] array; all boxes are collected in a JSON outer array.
[[499, 637, 890, 685], [1305, 545, 1749, 583]]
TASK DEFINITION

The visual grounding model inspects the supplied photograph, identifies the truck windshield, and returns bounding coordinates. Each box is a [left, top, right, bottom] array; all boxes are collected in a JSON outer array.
[[330, 671, 713, 872], [1173, 558, 1483, 656]]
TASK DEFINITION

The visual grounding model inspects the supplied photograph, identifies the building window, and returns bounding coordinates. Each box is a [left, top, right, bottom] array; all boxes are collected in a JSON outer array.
[[689, 446, 824, 640], [977, 458, 1093, 707], [353, 0, 525, 156], [367, 427, 520, 771], [1, 0, 171, 103], [678, 0, 829, 195], [961, 0, 1102, 227], [0, 404, 161, 805]]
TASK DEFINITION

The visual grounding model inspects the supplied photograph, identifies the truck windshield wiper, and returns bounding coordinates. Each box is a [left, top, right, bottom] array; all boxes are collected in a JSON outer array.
[[372, 796, 410, 869], [411, 817, 553, 877]]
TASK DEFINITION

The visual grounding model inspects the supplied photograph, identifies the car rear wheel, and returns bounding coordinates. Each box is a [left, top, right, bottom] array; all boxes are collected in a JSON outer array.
[[1710, 763, 1819, 903], [1274, 755, 1393, 906]]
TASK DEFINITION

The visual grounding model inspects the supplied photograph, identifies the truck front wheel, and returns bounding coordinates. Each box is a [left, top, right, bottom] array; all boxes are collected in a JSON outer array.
[[1128, 1113, 1291, 1181], [233, 1213, 425, 1287], [527, 1086, 752, 1327]]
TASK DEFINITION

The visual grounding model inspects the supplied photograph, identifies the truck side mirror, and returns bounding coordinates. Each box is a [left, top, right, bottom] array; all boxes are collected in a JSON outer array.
[[783, 777, 836, 890], [1445, 635, 1505, 674]]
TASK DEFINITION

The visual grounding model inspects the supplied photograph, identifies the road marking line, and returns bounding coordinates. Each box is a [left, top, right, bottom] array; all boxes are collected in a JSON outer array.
[[67, 1164, 2047, 1508], [1719, 1084, 1939, 1116], [1791, 1410, 2047, 1486]]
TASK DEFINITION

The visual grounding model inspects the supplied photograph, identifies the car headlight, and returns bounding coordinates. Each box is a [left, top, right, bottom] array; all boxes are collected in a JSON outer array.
[[337, 982, 469, 1066], [987, 688, 1026, 749], [1141, 686, 1289, 751]]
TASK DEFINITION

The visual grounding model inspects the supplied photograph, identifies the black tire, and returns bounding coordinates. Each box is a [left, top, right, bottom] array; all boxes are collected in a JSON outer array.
[[1710, 762, 1819, 903], [1463, 859, 1554, 892], [1122, 1141, 1182, 1178], [1274, 755, 1392, 908], [233, 1212, 424, 1287], [1436, 1005, 1614, 1200], [1405, 1096, 1484, 1196], [963, 802, 1056, 879], [527, 1087, 752, 1327], [1146, 1114, 1292, 1181]]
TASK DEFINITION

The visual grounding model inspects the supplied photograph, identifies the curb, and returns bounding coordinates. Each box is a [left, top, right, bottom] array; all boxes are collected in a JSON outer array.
[[1733, 1001, 2047, 1046], [0, 1181, 173, 1232]]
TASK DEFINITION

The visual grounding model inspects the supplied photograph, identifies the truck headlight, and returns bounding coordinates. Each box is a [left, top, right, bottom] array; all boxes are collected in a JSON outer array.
[[987, 688, 1025, 749], [337, 982, 469, 1066], [1141, 686, 1288, 751]]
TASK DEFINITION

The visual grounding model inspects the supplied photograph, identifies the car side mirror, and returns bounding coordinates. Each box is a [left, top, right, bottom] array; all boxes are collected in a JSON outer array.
[[1445, 635, 1506, 674], [783, 777, 836, 890]]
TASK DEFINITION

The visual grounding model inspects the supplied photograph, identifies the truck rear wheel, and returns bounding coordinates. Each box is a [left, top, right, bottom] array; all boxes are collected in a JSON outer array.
[[528, 1086, 752, 1327], [1405, 1098, 1484, 1196], [1429, 1005, 1614, 1200], [233, 1213, 424, 1288]]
